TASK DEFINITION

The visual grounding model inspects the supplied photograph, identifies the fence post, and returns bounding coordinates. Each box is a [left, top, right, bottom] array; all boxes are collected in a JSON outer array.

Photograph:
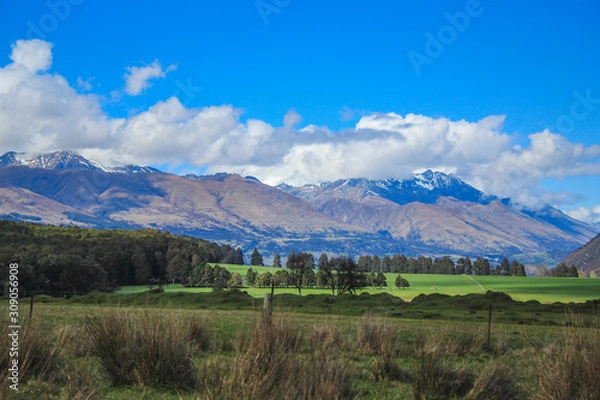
[[263, 280, 275, 323]]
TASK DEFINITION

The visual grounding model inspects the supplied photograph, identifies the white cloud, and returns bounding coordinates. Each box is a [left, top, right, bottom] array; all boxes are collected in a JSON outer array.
[[1, 39, 600, 213], [9, 39, 52, 73], [566, 205, 600, 224], [124, 60, 177, 96], [283, 109, 302, 128]]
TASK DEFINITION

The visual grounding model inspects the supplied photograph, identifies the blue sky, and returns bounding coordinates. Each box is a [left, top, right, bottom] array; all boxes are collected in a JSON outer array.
[[0, 0, 599, 222]]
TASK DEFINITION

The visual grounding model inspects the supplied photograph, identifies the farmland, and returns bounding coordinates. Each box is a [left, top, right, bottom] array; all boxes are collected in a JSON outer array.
[[3, 265, 600, 399], [118, 264, 600, 304], [1, 288, 599, 399]]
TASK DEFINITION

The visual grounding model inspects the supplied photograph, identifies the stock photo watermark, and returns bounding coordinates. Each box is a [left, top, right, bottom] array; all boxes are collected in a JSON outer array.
[[255, 0, 291, 25], [552, 89, 600, 134], [7, 263, 20, 392], [25, 0, 85, 40], [407, 0, 493, 76]]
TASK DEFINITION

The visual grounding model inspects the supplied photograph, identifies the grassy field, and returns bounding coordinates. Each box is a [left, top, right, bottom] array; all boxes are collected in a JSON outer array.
[[1, 295, 599, 399], [117, 264, 600, 303]]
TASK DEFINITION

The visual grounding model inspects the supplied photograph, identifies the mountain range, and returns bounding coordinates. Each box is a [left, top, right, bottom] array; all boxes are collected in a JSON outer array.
[[0, 150, 597, 269]]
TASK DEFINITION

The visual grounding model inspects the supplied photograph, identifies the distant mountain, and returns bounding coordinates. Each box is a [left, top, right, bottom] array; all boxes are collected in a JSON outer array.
[[0, 150, 160, 174], [279, 171, 597, 265], [0, 151, 597, 265], [286, 170, 500, 205], [562, 234, 600, 277]]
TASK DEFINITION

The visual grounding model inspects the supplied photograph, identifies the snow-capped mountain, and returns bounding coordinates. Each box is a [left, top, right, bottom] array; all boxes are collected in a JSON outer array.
[[278, 172, 596, 264], [0, 151, 160, 174], [279, 170, 500, 205], [0, 150, 596, 265]]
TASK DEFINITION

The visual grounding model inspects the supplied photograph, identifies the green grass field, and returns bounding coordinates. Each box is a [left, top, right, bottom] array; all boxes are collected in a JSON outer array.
[[116, 264, 600, 303]]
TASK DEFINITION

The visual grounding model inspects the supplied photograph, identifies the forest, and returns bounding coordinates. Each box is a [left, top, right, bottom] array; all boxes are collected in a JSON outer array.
[[0, 221, 243, 295]]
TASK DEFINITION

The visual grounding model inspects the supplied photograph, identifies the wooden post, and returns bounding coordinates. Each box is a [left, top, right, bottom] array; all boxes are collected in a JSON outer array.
[[263, 293, 272, 322], [263, 280, 275, 323], [486, 303, 492, 349]]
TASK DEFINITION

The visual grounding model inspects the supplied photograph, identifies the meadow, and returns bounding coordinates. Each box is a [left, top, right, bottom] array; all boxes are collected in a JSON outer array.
[[118, 264, 600, 303], [2, 265, 599, 399], [1, 293, 599, 399]]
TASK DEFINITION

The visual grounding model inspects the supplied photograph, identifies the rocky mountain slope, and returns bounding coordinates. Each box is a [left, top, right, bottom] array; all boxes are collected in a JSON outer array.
[[562, 234, 600, 276], [278, 171, 597, 264], [0, 151, 596, 264]]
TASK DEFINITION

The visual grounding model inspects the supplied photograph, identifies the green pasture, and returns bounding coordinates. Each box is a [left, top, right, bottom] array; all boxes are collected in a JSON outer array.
[[117, 264, 600, 303]]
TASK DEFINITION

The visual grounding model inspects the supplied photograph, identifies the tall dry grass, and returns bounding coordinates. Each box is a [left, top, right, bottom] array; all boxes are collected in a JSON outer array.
[[412, 331, 475, 400], [200, 317, 355, 400], [84, 309, 198, 390], [0, 321, 65, 384], [534, 323, 600, 400], [466, 362, 523, 400]]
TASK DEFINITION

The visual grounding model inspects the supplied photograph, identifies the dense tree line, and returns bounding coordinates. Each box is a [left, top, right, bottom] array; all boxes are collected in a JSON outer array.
[[0, 221, 244, 295], [552, 263, 580, 277], [357, 254, 527, 276]]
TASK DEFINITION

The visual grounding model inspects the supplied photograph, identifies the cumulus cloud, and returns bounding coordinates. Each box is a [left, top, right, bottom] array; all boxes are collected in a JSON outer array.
[[9, 39, 53, 73], [124, 60, 177, 96], [1, 39, 600, 213]]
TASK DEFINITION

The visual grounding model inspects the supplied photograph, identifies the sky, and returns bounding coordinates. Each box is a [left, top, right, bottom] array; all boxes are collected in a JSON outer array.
[[0, 0, 599, 223]]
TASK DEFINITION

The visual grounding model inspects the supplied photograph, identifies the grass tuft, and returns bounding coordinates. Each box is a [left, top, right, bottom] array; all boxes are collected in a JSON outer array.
[[534, 322, 600, 400], [413, 333, 475, 400], [84, 309, 198, 390], [466, 362, 523, 400]]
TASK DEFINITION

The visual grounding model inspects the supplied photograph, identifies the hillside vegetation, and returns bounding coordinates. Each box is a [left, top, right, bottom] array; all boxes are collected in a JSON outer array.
[[0, 221, 242, 294]]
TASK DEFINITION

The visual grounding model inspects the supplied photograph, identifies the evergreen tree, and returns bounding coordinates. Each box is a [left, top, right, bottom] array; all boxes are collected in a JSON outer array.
[[455, 258, 465, 275], [357, 255, 372, 272], [567, 264, 579, 278], [371, 255, 381, 273], [234, 248, 244, 265], [499, 257, 511, 276], [464, 256, 473, 275], [381, 256, 392, 273], [272, 252, 282, 268], [251, 248, 264, 266]]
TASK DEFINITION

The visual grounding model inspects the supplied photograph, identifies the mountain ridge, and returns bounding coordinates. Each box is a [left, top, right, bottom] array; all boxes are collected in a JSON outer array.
[[0, 150, 596, 265]]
